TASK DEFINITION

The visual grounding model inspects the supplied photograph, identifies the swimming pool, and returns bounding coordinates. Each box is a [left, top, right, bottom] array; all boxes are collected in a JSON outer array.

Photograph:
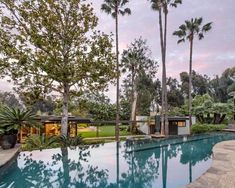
[[1, 133, 235, 188]]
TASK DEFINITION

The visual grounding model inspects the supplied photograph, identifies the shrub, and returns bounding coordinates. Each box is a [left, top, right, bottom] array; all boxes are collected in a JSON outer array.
[[22, 135, 84, 151], [191, 123, 226, 134], [22, 135, 60, 151], [58, 135, 83, 148]]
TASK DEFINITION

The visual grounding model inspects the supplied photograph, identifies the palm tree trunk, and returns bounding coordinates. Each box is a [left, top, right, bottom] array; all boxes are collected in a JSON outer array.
[[163, 7, 169, 136], [115, 5, 120, 142], [131, 85, 138, 133], [158, 7, 165, 135], [61, 84, 69, 137], [189, 37, 194, 133]]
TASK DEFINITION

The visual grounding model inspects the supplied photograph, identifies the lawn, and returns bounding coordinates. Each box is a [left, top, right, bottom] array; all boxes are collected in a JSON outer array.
[[79, 125, 131, 138]]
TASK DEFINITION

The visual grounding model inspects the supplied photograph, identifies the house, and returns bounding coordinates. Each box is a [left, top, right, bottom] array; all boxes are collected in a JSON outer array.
[[19, 116, 91, 142], [137, 115, 196, 136]]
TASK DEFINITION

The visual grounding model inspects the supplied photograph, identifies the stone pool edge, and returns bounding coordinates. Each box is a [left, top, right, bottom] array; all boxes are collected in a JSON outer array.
[[0, 145, 21, 170], [185, 140, 235, 188]]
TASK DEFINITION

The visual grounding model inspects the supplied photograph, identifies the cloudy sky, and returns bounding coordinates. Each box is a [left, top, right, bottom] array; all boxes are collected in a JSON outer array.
[[1, 0, 235, 102], [91, 0, 235, 101]]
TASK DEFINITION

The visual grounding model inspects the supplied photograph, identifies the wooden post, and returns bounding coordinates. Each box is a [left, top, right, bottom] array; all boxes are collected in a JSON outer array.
[[75, 123, 78, 137], [96, 124, 99, 137]]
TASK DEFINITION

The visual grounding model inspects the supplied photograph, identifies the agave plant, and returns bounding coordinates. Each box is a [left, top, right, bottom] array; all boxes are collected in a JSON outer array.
[[0, 106, 36, 135]]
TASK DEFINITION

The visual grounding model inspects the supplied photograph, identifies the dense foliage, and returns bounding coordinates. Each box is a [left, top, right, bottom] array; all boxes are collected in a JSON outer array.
[[0, 0, 115, 137], [191, 123, 226, 134], [192, 94, 232, 124]]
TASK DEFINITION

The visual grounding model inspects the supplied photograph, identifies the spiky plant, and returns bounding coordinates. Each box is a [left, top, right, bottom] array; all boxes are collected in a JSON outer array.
[[23, 135, 59, 151], [0, 106, 36, 135]]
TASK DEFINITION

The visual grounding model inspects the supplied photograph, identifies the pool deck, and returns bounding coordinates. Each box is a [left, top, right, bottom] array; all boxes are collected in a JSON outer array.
[[223, 129, 235, 132], [0, 145, 20, 169], [185, 140, 235, 188]]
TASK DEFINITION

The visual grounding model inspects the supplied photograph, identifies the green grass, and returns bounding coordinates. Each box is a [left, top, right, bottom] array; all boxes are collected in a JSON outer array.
[[79, 125, 130, 138]]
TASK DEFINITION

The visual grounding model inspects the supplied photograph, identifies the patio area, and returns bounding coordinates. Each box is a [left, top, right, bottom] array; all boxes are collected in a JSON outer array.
[[0, 145, 20, 169], [186, 140, 235, 188]]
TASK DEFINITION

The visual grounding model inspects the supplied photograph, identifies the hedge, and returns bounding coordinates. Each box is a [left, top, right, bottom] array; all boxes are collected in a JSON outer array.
[[191, 123, 226, 134]]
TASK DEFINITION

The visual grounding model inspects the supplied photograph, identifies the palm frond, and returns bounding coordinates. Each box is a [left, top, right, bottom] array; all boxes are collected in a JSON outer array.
[[174, 17, 212, 43], [202, 22, 213, 32], [101, 4, 112, 14], [170, 0, 182, 8], [198, 33, 204, 40], [0, 106, 36, 134], [177, 38, 185, 44]]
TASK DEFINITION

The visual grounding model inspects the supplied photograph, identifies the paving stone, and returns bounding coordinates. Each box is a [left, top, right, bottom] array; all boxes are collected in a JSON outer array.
[[185, 140, 235, 188], [0, 145, 20, 168]]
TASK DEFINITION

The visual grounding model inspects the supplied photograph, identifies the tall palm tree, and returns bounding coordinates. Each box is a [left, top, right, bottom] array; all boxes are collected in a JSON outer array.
[[149, 0, 182, 135], [173, 17, 212, 132], [101, 0, 131, 141]]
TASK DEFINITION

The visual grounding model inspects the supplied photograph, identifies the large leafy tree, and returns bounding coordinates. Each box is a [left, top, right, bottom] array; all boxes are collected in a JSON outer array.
[[167, 77, 184, 107], [210, 67, 235, 102], [148, 0, 182, 135], [180, 71, 210, 98], [121, 38, 158, 132], [0, 92, 22, 109], [173, 17, 212, 130], [0, 0, 115, 137], [192, 94, 231, 124], [101, 0, 131, 141]]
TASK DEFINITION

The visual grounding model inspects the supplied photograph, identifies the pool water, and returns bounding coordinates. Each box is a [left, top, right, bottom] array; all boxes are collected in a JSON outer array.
[[1, 133, 235, 188]]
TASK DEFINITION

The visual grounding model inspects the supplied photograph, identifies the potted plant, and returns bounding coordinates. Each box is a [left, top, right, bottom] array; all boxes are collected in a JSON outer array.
[[0, 106, 36, 150]]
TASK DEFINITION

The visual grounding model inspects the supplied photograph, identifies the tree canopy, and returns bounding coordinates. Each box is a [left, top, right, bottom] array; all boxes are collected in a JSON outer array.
[[0, 0, 115, 136]]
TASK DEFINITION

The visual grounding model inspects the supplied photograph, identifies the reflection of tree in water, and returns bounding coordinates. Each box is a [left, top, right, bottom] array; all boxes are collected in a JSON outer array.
[[180, 134, 235, 183], [2, 134, 235, 188], [0, 155, 56, 188], [120, 140, 180, 188], [161, 143, 180, 188], [119, 140, 160, 188], [0, 145, 109, 188]]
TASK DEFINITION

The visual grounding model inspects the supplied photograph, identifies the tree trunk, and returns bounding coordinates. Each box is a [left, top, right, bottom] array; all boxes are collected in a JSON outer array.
[[158, 7, 165, 135], [131, 86, 138, 133], [61, 84, 69, 137], [219, 114, 226, 124], [163, 7, 169, 136], [213, 113, 219, 124], [188, 36, 194, 134], [115, 4, 120, 142]]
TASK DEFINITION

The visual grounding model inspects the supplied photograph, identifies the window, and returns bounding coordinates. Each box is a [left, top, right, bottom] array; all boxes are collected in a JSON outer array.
[[177, 121, 186, 127]]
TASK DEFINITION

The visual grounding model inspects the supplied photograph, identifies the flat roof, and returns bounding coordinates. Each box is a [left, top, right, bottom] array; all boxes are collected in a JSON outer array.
[[160, 116, 189, 121], [35, 116, 91, 123]]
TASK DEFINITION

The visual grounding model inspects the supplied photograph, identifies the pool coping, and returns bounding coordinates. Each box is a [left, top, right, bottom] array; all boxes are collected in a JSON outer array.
[[0, 145, 21, 169], [185, 140, 235, 188]]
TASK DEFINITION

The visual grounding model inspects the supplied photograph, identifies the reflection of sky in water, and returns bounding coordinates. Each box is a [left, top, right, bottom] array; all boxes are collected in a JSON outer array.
[[1, 133, 235, 188]]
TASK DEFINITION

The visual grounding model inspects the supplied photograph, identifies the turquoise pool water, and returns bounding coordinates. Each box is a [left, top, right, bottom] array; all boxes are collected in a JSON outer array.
[[1, 133, 235, 188]]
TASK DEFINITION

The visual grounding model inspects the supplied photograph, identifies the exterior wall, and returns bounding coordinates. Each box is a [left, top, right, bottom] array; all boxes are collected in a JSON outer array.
[[136, 116, 149, 135], [178, 116, 196, 135]]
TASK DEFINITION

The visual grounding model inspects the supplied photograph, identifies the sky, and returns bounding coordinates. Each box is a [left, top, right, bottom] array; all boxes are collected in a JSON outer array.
[[92, 0, 235, 102], [0, 0, 235, 102]]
